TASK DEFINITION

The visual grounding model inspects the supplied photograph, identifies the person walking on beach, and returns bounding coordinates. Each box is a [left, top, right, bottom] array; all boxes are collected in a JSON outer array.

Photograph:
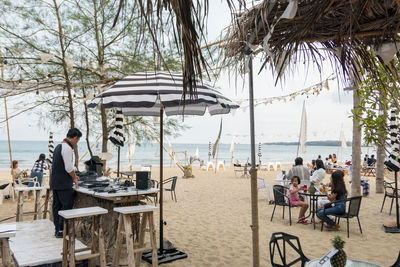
[[286, 157, 310, 184], [50, 128, 82, 238]]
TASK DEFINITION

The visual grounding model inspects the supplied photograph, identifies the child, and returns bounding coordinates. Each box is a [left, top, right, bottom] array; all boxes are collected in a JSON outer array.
[[289, 176, 309, 224]]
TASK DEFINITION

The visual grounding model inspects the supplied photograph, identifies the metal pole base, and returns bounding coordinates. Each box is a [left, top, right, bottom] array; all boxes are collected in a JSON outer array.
[[383, 224, 400, 233], [142, 248, 188, 265]]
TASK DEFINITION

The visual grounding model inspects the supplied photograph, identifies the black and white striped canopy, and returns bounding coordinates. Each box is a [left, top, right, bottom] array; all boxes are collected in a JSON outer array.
[[385, 109, 400, 172], [88, 71, 239, 116], [109, 109, 125, 147]]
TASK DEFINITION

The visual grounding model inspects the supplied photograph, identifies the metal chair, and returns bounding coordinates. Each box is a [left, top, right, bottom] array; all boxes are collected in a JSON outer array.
[[162, 176, 178, 202], [257, 178, 271, 202], [381, 181, 399, 215], [321, 196, 362, 238], [269, 232, 309, 267], [270, 185, 292, 225]]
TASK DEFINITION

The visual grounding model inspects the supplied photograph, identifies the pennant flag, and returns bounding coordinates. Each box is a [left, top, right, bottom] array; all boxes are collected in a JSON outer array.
[[40, 52, 54, 64], [299, 101, 307, 153]]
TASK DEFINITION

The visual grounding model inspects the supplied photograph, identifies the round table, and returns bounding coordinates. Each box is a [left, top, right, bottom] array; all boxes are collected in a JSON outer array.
[[299, 191, 327, 229], [306, 258, 382, 266]]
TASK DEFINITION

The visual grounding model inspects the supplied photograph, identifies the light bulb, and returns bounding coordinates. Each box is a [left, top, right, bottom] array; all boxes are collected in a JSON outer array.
[[73, 94, 77, 100], [18, 79, 22, 86], [61, 96, 65, 103], [3, 60, 7, 67], [45, 74, 51, 79], [83, 95, 87, 101], [35, 90, 39, 97]]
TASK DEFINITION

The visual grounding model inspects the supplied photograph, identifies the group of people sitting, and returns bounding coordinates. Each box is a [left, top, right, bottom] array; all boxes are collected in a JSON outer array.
[[11, 154, 51, 201], [363, 154, 376, 167], [284, 156, 347, 230]]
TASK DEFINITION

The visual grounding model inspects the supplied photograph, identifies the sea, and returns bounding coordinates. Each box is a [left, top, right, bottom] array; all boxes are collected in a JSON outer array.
[[0, 140, 373, 170]]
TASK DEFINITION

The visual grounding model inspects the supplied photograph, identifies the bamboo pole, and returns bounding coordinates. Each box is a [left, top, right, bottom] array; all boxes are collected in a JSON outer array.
[[0, 46, 13, 175]]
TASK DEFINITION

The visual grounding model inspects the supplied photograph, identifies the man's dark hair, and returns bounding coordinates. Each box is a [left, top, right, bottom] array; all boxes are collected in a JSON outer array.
[[67, 128, 82, 138], [371, 155, 375, 158], [294, 157, 303, 166]]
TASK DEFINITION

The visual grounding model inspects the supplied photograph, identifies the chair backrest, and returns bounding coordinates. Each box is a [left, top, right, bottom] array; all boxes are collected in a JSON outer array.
[[273, 185, 287, 206], [170, 176, 178, 190], [384, 181, 395, 195], [269, 232, 309, 267], [347, 196, 362, 217], [257, 178, 266, 189]]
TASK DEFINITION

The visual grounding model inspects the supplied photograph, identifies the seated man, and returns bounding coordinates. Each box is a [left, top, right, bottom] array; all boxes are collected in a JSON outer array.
[[286, 157, 310, 185]]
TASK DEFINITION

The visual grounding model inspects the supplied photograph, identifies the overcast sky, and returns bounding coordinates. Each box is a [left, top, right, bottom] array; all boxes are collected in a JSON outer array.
[[0, 2, 354, 144]]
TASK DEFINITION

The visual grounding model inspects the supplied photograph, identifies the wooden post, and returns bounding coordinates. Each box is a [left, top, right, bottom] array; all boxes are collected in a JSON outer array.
[[113, 214, 124, 267], [124, 214, 135, 267], [148, 212, 158, 267], [34, 189, 42, 220], [89, 215, 99, 267], [98, 216, 106, 267], [43, 189, 50, 219], [69, 219, 76, 267], [16, 191, 24, 222], [351, 86, 362, 196], [62, 220, 68, 267], [1, 238, 13, 267]]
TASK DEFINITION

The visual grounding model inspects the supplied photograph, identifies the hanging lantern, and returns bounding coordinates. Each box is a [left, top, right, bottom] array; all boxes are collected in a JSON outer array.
[[45, 74, 51, 79], [73, 94, 77, 100], [3, 59, 7, 67], [18, 79, 22, 86], [35, 90, 39, 97], [61, 96, 65, 103]]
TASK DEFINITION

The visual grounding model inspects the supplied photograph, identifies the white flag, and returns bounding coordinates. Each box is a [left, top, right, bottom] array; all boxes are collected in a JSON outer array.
[[340, 128, 347, 150], [40, 52, 54, 64], [299, 101, 307, 153], [229, 136, 236, 153]]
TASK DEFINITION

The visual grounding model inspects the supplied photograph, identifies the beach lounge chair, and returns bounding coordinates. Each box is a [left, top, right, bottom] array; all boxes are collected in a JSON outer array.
[[268, 162, 275, 171], [141, 164, 152, 172], [269, 232, 309, 267], [206, 162, 214, 171], [320, 196, 362, 238], [380, 181, 400, 215], [257, 178, 271, 202], [275, 162, 281, 171], [217, 161, 225, 171], [271, 185, 292, 225]]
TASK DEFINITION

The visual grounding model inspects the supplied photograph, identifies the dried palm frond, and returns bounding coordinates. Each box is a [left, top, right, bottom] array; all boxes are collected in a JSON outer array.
[[224, 0, 400, 85]]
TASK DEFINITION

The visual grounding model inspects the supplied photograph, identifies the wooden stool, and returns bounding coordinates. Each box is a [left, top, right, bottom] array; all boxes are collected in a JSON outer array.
[[0, 225, 16, 267], [15, 186, 50, 222], [58, 206, 108, 267], [113, 205, 158, 267]]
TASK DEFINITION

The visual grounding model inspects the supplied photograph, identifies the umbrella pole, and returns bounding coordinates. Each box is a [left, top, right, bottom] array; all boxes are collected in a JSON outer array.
[[117, 146, 120, 177], [160, 105, 164, 252], [248, 57, 260, 267], [395, 171, 399, 229]]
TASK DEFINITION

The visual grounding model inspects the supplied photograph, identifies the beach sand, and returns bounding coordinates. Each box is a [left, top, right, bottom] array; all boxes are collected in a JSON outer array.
[[0, 166, 399, 266]]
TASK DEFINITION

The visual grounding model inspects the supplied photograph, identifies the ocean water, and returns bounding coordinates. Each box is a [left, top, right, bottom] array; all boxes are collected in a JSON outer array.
[[0, 140, 373, 170]]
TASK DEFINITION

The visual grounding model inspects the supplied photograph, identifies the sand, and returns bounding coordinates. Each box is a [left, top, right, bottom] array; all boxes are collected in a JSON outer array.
[[0, 165, 399, 266]]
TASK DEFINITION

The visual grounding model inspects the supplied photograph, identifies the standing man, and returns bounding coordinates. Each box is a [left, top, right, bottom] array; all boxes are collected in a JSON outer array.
[[286, 157, 310, 184], [50, 128, 82, 238]]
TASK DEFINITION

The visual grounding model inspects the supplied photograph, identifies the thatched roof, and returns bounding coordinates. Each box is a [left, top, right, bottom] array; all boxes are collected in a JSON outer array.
[[224, 0, 400, 82]]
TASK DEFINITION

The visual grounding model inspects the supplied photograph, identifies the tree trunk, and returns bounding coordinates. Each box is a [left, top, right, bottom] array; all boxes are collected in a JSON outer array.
[[376, 98, 386, 193], [351, 88, 362, 196]]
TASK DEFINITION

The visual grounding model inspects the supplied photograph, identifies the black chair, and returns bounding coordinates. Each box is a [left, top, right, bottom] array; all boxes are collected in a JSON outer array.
[[381, 181, 400, 215], [391, 251, 400, 267], [146, 179, 159, 205], [162, 176, 178, 202], [271, 185, 292, 225], [321, 196, 362, 238], [269, 232, 309, 267]]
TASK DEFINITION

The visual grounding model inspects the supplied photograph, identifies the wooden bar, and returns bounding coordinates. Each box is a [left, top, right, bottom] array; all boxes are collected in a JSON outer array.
[[98, 216, 106, 267], [112, 213, 124, 267], [16, 191, 23, 222]]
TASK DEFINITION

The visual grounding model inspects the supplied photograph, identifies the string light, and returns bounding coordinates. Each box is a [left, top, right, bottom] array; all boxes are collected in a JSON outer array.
[[3, 60, 7, 67], [35, 90, 39, 97], [45, 74, 51, 79], [73, 94, 77, 100], [61, 96, 65, 103], [18, 79, 22, 86], [83, 94, 87, 101]]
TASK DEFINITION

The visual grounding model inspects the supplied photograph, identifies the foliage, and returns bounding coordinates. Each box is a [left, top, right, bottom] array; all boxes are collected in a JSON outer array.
[[331, 236, 345, 250]]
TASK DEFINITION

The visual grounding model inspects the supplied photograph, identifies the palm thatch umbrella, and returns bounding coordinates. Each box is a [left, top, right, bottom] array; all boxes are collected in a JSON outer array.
[[89, 71, 239, 264]]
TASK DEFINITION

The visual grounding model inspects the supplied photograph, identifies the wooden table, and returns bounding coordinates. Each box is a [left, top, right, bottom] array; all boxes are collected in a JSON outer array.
[[74, 183, 159, 259], [14, 186, 51, 222], [4, 219, 89, 266]]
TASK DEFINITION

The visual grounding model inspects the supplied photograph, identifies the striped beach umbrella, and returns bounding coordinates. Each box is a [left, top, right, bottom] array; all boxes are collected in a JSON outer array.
[[109, 109, 125, 147], [208, 141, 212, 161], [258, 142, 262, 158], [88, 71, 239, 254], [386, 109, 400, 172], [48, 132, 54, 164]]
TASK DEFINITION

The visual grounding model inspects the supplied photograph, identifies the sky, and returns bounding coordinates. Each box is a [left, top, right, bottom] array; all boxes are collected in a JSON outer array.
[[0, 1, 355, 145]]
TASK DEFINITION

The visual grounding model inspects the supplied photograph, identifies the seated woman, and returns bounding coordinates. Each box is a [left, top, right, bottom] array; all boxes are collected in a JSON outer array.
[[332, 154, 338, 164], [316, 170, 347, 231], [310, 159, 325, 185], [289, 176, 309, 224], [11, 160, 24, 181]]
